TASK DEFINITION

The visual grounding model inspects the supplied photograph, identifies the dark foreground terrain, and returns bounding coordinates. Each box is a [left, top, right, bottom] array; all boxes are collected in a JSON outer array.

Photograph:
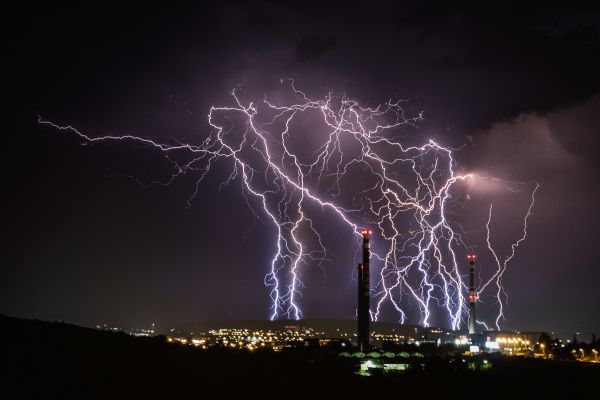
[[1, 315, 598, 398]]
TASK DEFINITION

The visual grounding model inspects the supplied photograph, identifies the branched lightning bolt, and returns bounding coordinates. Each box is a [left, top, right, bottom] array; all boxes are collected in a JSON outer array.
[[481, 183, 539, 330], [39, 80, 538, 329]]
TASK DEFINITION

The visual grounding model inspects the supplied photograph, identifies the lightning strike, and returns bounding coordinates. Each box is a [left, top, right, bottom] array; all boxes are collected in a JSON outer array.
[[38, 80, 538, 330]]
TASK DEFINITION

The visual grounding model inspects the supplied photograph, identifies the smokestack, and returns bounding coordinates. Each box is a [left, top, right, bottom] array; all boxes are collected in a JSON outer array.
[[358, 228, 371, 352], [467, 253, 477, 335]]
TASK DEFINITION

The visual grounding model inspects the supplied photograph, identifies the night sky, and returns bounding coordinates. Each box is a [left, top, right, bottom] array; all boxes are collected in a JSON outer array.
[[3, 1, 600, 338]]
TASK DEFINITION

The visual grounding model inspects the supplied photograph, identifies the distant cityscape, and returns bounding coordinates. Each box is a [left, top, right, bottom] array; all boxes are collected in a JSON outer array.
[[95, 321, 598, 363]]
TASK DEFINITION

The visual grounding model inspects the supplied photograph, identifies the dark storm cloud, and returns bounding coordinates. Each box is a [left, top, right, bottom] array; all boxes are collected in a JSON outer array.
[[468, 94, 600, 181], [546, 95, 600, 169], [397, 4, 600, 128], [3, 1, 600, 337], [295, 34, 338, 63]]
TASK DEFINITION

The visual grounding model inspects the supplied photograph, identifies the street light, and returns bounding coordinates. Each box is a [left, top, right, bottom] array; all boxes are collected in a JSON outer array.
[[540, 343, 546, 359]]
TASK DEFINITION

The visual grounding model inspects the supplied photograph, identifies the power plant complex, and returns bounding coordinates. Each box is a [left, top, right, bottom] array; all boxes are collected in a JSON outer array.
[[355, 230, 480, 350]]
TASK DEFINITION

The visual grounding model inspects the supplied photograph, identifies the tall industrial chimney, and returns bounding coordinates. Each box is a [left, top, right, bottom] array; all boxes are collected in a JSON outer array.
[[467, 253, 477, 335], [357, 228, 371, 352]]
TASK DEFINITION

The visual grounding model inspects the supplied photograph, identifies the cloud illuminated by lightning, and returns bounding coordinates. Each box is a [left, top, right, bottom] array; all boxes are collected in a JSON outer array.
[[38, 80, 537, 330]]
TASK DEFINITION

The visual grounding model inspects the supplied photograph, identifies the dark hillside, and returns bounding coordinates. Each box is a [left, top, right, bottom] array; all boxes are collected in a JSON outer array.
[[1, 315, 598, 399]]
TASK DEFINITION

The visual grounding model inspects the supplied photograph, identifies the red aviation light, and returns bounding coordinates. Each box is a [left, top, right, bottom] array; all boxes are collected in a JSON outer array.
[[467, 253, 477, 260], [361, 228, 372, 236]]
